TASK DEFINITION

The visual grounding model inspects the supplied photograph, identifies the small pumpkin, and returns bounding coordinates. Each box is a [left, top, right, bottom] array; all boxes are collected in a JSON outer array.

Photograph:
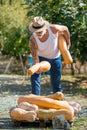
[[9, 107, 37, 122], [37, 108, 74, 121], [58, 35, 73, 64], [27, 61, 51, 75], [17, 102, 38, 111], [46, 92, 64, 100]]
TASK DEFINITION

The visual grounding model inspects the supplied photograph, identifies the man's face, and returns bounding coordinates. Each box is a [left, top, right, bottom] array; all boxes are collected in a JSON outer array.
[[36, 29, 46, 36]]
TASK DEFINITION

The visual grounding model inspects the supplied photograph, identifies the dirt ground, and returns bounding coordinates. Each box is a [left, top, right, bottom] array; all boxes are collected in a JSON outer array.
[[0, 74, 87, 130]]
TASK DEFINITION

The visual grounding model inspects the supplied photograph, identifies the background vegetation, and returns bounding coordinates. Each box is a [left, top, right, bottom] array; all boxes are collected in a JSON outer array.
[[0, 0, 87, 61], [0, 1, 87, 129]]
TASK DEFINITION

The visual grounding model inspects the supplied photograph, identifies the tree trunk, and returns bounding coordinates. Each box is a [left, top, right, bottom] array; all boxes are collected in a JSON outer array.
[[71, 63, 75, 75], [9, 0, 12, 5]]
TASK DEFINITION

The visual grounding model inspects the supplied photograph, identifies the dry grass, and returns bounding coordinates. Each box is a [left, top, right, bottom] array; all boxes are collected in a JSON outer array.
[[0, 74, 87, 130]]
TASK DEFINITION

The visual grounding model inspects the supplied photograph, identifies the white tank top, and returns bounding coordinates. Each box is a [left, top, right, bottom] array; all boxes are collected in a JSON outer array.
[[33, 27, 60, 59]]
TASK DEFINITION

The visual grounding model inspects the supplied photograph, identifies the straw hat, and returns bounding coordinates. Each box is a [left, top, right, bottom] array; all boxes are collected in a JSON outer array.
[[29, 16, 49, 32]]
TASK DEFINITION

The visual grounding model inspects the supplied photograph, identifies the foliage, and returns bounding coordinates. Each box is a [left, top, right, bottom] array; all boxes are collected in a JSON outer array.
[[27, 0, 87, 62], [0, 1, 30, 57], [0, 0, 87, 62]]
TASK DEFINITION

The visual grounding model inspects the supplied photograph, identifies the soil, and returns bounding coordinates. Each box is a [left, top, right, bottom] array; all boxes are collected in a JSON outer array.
[[0, 74, 87, 130]]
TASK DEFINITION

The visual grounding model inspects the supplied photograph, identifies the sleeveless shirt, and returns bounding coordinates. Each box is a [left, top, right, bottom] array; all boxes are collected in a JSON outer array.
[[33, 27, 60, 59]]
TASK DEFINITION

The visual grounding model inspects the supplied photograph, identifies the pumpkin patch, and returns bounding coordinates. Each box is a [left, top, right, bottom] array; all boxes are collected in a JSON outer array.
[[9, 92, 81, 123]]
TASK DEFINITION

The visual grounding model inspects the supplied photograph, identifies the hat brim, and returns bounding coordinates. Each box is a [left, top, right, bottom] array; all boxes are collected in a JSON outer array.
[[29, 20, 49, 32]]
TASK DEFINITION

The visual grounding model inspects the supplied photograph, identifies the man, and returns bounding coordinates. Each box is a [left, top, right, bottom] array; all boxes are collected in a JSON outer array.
[[29, 16, 71, 95]]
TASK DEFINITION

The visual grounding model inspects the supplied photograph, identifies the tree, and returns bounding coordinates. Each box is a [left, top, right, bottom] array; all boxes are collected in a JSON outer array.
[[27, 0, 87, 62], [0, 0, 87, 63], [0, 1, 30, 57]]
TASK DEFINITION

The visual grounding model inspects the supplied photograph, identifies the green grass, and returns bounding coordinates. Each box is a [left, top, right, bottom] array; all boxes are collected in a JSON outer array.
[[61, 74, 87, 96], [71, 116, 87, 130]]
